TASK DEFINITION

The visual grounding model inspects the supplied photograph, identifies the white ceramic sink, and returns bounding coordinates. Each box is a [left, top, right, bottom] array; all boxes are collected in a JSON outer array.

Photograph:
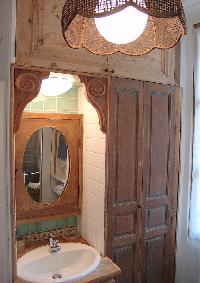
[[17, 243, 101, 283]]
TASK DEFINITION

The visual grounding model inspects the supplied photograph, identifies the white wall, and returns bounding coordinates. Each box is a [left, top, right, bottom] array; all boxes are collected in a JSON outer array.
[[78, 85, 105, 255], [176, 1, 200, 282], [0, 0, 16, 282]]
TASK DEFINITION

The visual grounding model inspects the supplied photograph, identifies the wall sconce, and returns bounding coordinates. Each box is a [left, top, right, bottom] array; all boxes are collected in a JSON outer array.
[[61, 0, 186, 56]]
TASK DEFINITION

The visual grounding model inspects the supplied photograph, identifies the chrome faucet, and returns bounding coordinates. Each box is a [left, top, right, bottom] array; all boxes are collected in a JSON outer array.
[[49, 234, 61, 253]]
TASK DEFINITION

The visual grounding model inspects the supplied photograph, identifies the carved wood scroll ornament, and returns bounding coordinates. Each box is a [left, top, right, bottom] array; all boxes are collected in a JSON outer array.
[[14, 68, 108, 134], [80, 76, 108, 133], [14, 69, 50, 133]]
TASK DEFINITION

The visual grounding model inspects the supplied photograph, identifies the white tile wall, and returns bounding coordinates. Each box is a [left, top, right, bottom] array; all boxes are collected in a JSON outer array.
[[78, 85, 105, 255]]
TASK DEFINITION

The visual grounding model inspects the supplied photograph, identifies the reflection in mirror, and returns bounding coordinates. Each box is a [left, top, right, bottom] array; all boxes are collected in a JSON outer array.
[[23, 127, 70, 204]]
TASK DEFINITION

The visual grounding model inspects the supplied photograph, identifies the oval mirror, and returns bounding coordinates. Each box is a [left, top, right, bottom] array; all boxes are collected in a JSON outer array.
[[23, 127, 70, 204]]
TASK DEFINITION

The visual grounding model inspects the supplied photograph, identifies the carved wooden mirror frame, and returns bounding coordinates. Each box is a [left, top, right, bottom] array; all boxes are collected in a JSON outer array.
[[15, 112, 83, 223], [13, 66, 108, 221]]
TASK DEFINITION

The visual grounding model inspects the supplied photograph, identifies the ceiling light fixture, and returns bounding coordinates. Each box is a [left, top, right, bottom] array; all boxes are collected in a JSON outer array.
[[61, 0, 186, 56], [95, 6, 148, 44]]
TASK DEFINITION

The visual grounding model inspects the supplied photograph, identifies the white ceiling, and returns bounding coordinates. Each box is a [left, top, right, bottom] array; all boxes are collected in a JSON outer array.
[[183, 0, 200, 9]]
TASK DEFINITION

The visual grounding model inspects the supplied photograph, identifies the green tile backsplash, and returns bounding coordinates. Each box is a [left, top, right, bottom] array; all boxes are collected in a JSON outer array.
[[17, 86, 79, 237], [16, 216, 77, 236], [24, 88, 78, 114]]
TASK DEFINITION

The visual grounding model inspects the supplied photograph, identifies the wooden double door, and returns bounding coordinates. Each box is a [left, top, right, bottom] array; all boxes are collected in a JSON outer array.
[[106, 78, 180, 283]]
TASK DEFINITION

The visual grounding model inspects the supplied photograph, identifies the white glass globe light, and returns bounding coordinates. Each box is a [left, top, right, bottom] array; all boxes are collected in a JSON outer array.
[[95, 6, 148, 45], [40, 77, 73, 96]]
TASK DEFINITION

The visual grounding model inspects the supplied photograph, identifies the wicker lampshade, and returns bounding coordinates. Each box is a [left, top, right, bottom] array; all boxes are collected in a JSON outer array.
[[61, 0, 186, 56]]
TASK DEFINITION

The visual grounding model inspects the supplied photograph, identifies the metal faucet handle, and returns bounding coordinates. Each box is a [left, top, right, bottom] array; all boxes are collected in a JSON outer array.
[[48, 234, 61, 253], [49, 234, 59, 247]]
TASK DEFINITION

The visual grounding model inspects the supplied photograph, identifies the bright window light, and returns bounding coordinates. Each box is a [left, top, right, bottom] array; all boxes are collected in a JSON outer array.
[[95, 6, 148, 45], [190, 28, 200, 240], [40, 77, 73, 97]]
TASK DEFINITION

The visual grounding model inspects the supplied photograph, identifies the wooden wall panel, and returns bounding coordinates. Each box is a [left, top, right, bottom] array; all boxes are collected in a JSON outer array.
[[144, 236, 165, 283], [16, 0, 178, 85]]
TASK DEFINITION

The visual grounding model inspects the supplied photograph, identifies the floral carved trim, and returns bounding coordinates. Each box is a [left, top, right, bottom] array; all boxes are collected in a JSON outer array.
[[80, 76, 108, 133], [14, 68, 108, 134], [18, 227, 78, 243], [14, 68, 50, 133]]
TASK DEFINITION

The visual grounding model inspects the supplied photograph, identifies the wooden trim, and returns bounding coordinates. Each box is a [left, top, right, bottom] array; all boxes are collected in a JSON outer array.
[[168, 86, 181, 283], [174, 42, 181, 86], [78, 115, 83, 215], [13, 64, 109, 80], [145, 196, 169, 208], [22, 112, 82, 120], [144, 227, 168, 240], [10, 65, 17, 283], [112, 234, 137, 248], [113, 202, 138, 215]]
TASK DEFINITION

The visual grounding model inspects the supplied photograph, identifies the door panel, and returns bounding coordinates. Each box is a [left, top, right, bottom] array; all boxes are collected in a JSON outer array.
[[107, 78, 144, 283], [142, 83, 180, 283], [149, 95, 169, 197], [113, 245, 136, 283], [144, 236, 165, 283], [116, 88, 139, 202]]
